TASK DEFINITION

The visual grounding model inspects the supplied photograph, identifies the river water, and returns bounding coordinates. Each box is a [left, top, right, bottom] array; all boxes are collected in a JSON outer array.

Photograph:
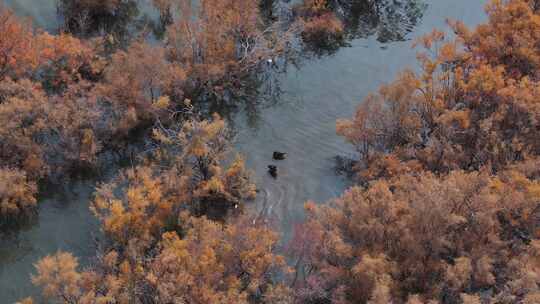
[[0, 0, 487, 302]]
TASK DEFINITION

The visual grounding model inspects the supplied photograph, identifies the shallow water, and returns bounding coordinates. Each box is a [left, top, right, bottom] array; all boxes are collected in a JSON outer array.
[[1, 0, 487, 302], [235, 0, 489, 236], [3, 0, 59, 31], [0, 181, 100, 302]]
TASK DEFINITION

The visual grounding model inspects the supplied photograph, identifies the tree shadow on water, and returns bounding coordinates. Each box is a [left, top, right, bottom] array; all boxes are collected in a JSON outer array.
[[304, 0, 428, 56], [56, 0, 164, 46]]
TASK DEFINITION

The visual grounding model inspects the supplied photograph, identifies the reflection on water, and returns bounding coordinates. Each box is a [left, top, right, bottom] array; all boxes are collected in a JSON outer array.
[[232, 0, 488, 238], [57, 0, 165, 44], [4, 0, 161, 43], [1, 0, 488, 302], [298, 0, 427, 56], [339, 0, 428, 42], [58, 0, 138, 38]]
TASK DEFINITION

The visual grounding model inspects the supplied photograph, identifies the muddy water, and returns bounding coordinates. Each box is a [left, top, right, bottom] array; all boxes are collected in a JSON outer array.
[[1, 1, 487, 302]]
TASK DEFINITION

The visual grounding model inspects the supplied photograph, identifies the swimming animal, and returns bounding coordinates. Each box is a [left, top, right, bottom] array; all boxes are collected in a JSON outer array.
[[268, 165, 278, 178], [273, 151, 287, 160]]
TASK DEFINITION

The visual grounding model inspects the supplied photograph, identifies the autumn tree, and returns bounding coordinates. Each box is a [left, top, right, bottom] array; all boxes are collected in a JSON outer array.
[[0, 6, 112, 226], [27, 116, 290, 304], [0, 77, 117, 182], [0, 4, 38, 80], [91, 115, 256, 248], [293, 169, 540, 303], [0, 75, 119, 228], [295, 0, 344, 48], [146, 215, 288, 303], [35, 32, 103, 92], [0, 78, 50, 179], [1, 4, 103, 86], [164, 0, 294, 100], [0, 167, 37, 225], [0, 23, 105, 224], [454, 0, 540, 78], [301, 1, 540, 303], [337, 0, 540, 182], [97, 41, 186, 133], [13, 1, 540, 304], [29, 214, 291, 304]]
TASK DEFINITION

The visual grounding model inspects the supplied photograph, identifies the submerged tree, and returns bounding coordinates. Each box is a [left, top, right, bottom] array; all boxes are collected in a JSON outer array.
[[164, 0, 295, 100], [293, 169, 540, 303], [295, 0, 345, 49], [0, 4, 102, 89], [0, 5, 110, 225], [295, 1, 540, 303], [91, 115, 256, 247], [57, 0, 140, 38], [97, 41, 186, 133], [337, 0, 540, 182], [28, 215, 291, 304], [26, 116, 291, 304], [0, 168, 37, 225], [0, 4, 37, 80], [295, 0, 427, 54]]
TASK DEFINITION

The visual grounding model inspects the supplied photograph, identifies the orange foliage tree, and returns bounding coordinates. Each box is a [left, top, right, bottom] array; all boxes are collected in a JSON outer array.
[[26, 116, 291, 304], [0, 4, 38, 80], [0, 167, 37, 225], [0, 78, 117, 182], [28, 215, 291, 304], [337, 0, 540, 182], [91, 115, 256, 248], [294, 168, 540, 303], [97, 41, 186, 132], [0, 4, 110, 224], [0, 4, 103, 90], [296, 1, 540, 303], [295, 0, 344, 48], [164, 0, 293, 99]]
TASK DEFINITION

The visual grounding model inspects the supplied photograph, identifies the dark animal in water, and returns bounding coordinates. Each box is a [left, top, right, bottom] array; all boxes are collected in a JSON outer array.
[[268, 165, 278, 178], [273, 151, 287, 160]]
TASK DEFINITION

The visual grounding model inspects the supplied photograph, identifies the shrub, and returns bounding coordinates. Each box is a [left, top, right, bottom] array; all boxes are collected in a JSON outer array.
[[0, 168, 38, 224]]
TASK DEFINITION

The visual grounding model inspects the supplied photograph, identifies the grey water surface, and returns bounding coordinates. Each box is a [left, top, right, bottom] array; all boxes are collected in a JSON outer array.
[[1, 1, 487, 302]]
